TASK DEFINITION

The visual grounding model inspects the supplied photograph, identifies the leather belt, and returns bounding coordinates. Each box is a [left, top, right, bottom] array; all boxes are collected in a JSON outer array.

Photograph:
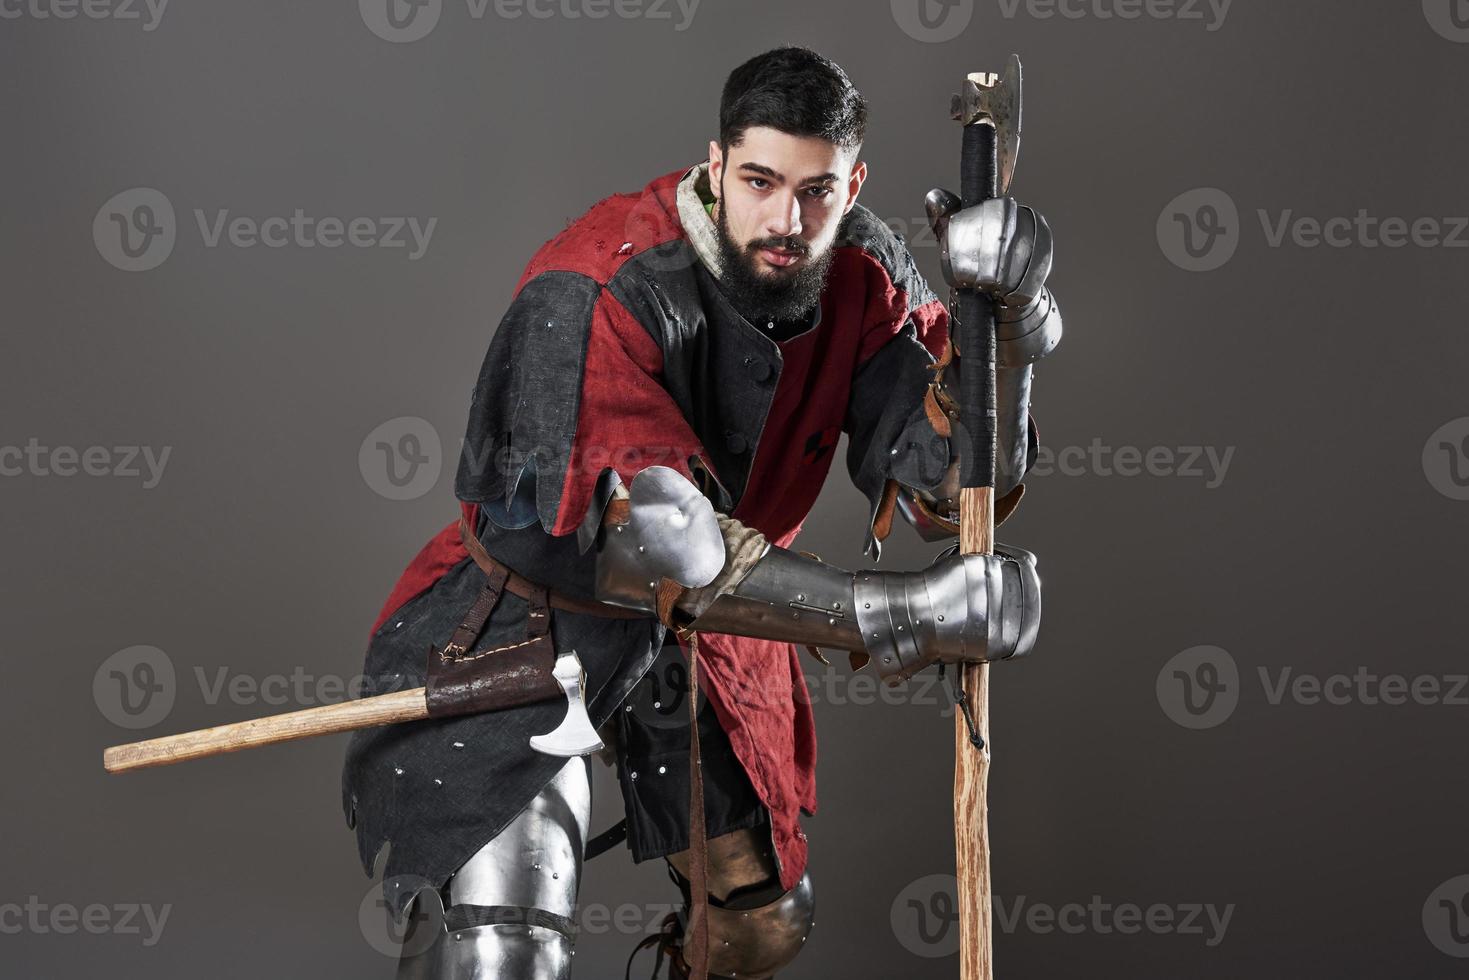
[[456, 514, 649, 620]]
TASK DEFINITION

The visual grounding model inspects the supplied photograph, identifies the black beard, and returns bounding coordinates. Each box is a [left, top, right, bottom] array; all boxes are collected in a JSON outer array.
[[713, 201, 834, 325]]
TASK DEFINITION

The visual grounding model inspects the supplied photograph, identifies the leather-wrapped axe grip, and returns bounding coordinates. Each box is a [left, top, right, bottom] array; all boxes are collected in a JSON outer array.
[[955, 121, 1000, 491]]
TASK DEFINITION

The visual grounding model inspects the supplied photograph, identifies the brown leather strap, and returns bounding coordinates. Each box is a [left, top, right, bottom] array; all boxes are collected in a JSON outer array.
[[457, 514, 647, 619], [442, 563, 512, 657], [682, 628, 710, 980]]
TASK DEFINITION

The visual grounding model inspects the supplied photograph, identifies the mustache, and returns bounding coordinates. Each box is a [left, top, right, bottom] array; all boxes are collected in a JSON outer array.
[[747, 236, 809, 256]]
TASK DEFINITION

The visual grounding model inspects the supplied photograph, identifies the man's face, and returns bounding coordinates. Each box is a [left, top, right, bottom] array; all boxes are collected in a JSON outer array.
[[708, 126, 867, 322]]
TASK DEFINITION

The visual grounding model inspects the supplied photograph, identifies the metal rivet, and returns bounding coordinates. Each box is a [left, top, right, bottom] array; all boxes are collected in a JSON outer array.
[[828, 618, 837, 626], [796, 593, 806, 602], [658, 765, 667, 774], [937, 615, 945, 622], [393, 767, 404, 776], [638, 545, 646, 553], [625, 704, 633, 712], [864, 602, 871, 609], [452, 741, 465, 749], [653, 701, 662, 709]]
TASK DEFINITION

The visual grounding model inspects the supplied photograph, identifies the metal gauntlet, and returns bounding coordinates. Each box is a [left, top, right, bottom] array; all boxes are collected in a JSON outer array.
[[586, 468, 1040, 684], [686, 544, 1041, 684]]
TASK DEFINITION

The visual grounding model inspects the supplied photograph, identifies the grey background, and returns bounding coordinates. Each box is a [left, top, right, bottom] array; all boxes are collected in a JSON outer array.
[[4, 0, 1468, 976]]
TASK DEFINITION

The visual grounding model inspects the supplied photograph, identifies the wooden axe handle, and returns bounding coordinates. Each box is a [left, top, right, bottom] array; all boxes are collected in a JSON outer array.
[[102, 687, 430, 774]]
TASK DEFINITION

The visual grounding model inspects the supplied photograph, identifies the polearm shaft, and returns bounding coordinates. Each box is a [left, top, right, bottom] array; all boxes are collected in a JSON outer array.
[[103, 687, 431, 773], [949, 55, 1023, 980], [953, 116, 1000, 980]]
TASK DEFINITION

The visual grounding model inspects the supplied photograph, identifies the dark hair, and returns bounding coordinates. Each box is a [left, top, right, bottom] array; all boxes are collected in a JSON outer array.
[[719, 47, 868, 156]]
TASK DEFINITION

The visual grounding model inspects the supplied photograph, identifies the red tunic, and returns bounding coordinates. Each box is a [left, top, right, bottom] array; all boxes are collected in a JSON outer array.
[[369, 166, 949, 890]]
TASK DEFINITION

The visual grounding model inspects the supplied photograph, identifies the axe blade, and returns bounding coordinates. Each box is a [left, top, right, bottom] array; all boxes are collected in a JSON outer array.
[[528, 650, 604, 757], [951, 53, 1024, 196]]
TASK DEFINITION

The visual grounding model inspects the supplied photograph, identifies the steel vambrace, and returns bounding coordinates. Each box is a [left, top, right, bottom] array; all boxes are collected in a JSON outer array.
[[592, 467, 1041, 683], [681, 545, 1041, 683]]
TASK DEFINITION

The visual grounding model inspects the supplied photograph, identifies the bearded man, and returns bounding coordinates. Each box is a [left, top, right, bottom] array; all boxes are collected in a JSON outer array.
[[343, 44, 1061, 980]]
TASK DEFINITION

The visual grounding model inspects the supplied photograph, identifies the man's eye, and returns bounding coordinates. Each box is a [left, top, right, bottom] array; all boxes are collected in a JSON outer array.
[[806, 187, 833, 200], [748, 178, 769, 190]]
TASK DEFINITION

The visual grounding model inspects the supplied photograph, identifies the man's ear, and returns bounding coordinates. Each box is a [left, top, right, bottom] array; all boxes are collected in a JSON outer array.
[[842, 159, 869, 216], [707, 140, 723, 199]]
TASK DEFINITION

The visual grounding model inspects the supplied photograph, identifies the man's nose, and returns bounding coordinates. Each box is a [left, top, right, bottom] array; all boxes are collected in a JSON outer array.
[[765, 193, 803, 239]]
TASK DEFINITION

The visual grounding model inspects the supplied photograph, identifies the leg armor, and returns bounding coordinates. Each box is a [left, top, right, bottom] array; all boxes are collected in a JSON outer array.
[[635, 828, 816, 979], [396, 756, 591, 980]]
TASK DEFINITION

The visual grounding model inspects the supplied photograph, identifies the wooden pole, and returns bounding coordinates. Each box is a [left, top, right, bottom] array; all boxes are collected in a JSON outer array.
[[103, 687, 430, 774], [956, 488, 995, 980]]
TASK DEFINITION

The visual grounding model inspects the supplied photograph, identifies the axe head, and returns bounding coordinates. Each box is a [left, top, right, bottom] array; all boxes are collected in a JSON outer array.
[[950, 53, 1023, 196], [529, 650, 604, 757]]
